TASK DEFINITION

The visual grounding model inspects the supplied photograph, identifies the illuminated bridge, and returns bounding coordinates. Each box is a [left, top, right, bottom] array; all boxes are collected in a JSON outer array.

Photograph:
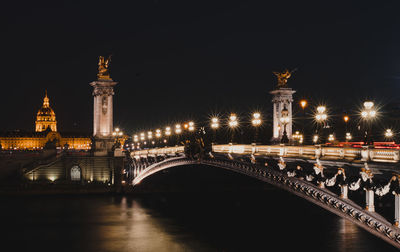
[[87, 60, 400, 248], [125, 144, 400, 249]]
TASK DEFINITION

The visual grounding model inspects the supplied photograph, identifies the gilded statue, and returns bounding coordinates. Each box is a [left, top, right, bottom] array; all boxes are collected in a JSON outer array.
[[97, 55, 112, 80], [273, 69, 295, 88]]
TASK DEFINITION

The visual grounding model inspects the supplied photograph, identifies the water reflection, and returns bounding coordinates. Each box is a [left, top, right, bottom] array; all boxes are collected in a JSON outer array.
[[0, 194, 398, 252], [337, 218, 361, 251], [92, 196, 213, 252]]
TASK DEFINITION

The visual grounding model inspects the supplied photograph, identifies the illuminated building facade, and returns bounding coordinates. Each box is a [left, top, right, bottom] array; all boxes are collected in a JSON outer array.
[[0, 92, 92, 150], [35, 91, 57, 132]]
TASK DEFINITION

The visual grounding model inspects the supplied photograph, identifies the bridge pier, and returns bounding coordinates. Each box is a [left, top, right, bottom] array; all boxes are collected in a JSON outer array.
[[340, 185, 348, 199], [395, 193, 400, 227], [365, 189, 375, 212]]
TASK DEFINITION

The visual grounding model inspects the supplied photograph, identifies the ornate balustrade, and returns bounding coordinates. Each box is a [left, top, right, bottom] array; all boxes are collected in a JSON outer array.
[[211, 144, 399, 163], [129, 144, 400, 163]]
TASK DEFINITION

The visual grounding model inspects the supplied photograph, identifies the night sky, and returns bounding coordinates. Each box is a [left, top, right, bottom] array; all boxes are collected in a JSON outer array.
[[3, 1, 400, 134]]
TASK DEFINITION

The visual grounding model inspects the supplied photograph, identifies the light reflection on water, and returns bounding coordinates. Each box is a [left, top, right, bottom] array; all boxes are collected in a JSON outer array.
[[87, 197, 212, 252], [340, 218, 360, 251], [0, 193, 399, 252]]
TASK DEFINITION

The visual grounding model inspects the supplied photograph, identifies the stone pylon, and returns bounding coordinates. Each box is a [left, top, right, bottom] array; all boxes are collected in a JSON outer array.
[[90, 77, 118, 156], [270, 87, 296, 143]]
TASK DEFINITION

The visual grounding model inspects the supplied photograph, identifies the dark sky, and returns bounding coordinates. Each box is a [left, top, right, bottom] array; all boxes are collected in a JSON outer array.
[[2, 0, 400, 134]]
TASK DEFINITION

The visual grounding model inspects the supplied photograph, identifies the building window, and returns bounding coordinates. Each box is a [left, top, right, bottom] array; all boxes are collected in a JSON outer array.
[[71, 165, 81, 181]]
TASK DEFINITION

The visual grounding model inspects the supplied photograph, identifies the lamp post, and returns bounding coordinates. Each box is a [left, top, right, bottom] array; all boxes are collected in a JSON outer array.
[[346, 132, 352, 142], [133, 134, 139, 150], [385, 129, 394, 142], [175, 124, 182, 146], [280, 107, 290, 144], [251, 112, 262, 144], [112, 128, 124, 148], [344, 115, 350, 142], [228, 113, 238, 143], [147, 131, 153, 147], [211, 117, 219, 144], [361, 101, 376, 146], [315, 106, 327, 144], [165, 126, 171, 147], [155, 129, 162, 147], [300, 100, 307, 142], [188, 121, 195, 132], [293, 131, 303, 145]]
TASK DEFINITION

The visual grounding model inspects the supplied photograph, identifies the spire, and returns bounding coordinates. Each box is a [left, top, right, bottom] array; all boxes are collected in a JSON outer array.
[[43, 90, 49, 108]]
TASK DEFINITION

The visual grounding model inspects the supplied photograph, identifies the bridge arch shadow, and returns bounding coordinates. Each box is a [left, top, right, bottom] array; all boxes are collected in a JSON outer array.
[[132, 162, 273, 193]]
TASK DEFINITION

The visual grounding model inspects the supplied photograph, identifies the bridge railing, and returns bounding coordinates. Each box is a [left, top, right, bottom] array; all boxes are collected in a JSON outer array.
[[131, 146, 184, 158], [212, 144, 399, 163], [129, 144, 400, 163]]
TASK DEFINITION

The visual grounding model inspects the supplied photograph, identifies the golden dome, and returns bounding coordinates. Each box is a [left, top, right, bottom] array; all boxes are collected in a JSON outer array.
[[35, 91, 57, 132]]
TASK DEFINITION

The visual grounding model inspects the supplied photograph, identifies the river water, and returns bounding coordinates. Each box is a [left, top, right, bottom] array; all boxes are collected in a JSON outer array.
[[1, 166, 399, 252]]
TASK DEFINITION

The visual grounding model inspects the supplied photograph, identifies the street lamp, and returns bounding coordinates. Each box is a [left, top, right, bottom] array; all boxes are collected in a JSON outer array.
[[361, 101, 376, 146], [147, 131, 153, 147], [188, 121, 195, 132], [346, 132, 352, 141], [328, 134, 335, 143], [343, 115, 350, 142], [315, 106, 327, 144], [385, 129, 394, 139], [175, 124, 182, 134], [293, 131, 303, 145], [300, 100, 307, 140], [313, 135, 319, 144], [228, 113, 238, 143], [251, 112, 262, 144], [140, 132, 145, 141], [280, 107, 290, 144], [155, 129, 162, 147], [112, 128, 124, 147], [175, 124, 182, 145], [155, 129, 162, 138], [211, 117, 219, 144], [165, 126, 171, 146], [165, 127, 171, 136]]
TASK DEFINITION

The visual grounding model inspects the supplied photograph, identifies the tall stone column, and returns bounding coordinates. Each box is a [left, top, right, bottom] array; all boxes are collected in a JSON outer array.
[[91, 80, 117, 137], [270, 88, 296, 143], [90, 55, 118, 156]]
